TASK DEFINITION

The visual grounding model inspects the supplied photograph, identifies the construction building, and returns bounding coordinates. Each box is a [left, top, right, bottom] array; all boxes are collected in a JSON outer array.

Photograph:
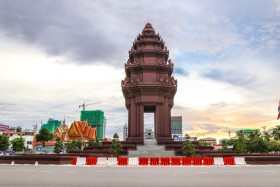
[[236, 129, 260, 136], [40, 119, 61, 133], [80, 110, 105, 140]]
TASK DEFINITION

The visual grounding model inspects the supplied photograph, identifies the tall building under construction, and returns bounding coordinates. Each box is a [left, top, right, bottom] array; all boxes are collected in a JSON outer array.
[[80, 110, 105, 140], [41, 119, 61, 133]]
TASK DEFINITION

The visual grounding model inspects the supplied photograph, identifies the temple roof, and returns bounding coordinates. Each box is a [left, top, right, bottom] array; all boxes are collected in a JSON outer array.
[[67, 121, 97, 141]]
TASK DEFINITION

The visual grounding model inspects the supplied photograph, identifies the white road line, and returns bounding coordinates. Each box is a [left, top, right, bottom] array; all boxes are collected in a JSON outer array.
[[40, 171, 52, 173], [216, 171, 277, 173], [196, 172, 208, 174], [66, 171, 77, 173], [0, 170, 36, 172]]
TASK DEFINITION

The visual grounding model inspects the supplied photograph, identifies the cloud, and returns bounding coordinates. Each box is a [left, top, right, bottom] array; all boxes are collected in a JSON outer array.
[[185, 123, 240, 137], [0, 0, 118, 64], [1, 0, 280, 139], [203, 69, 256, 88], [174, 67, 189, 76]]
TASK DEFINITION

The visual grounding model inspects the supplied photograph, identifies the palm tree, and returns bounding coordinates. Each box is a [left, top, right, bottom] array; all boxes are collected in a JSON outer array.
[[271, 125, 280, 141]]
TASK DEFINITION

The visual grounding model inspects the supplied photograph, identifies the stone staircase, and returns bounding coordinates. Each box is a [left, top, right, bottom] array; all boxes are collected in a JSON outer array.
[[128, 139, 175, 157]]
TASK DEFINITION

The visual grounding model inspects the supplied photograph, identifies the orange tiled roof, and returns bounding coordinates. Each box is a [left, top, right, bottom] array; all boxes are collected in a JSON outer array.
[[3, 130, 21, 135], [103, 138, 112, 142], [33, 136, 56, 147], [68, 121, 97, 141], [53, 121, 97, 142]]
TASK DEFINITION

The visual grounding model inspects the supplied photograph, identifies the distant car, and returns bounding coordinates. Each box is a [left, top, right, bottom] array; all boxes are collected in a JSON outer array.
[[4, 150, 16, 155], [0, 151, 4, 155]]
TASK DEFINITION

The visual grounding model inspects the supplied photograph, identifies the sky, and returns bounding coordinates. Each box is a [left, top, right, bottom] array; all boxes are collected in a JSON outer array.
[[0, 0, 280, 140]]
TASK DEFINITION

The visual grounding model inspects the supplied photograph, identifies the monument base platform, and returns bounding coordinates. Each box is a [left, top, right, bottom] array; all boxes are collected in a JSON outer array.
[[128, 139, 175, 157]]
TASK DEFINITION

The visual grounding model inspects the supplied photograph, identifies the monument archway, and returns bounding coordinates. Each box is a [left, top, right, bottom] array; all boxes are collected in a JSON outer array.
[[122, 23, 177, 144]]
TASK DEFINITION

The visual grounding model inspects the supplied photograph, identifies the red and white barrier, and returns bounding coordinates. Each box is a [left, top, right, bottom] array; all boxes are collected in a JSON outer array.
[[234, 157, 246, 165], [118, 157, 128, 166], [76, 157, 87, 166], [70, 156, 249, 166], [128, 157, 139, 166], [97, 157, 107, 165], [214, 157, 224, 166], [107, 157, 118, 166]]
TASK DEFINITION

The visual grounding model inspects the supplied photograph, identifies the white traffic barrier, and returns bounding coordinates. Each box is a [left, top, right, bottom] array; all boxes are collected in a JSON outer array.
[[107, 157, 118, 166], [214, 157, 224, 166], [97, 157, 108, 165], [34, 161, 39, 166], [76, 157, 87, 166], [234, 157, 246, 165], [128, 157, 139, 166], [11, 161, 14, 165]]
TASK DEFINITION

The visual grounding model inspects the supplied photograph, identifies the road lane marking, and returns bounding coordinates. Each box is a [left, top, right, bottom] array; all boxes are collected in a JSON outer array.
[[0, 170, 36, 172], [216, 171, 277, 173], [66, 171, 77, 173], [40, 171, 52, 173]]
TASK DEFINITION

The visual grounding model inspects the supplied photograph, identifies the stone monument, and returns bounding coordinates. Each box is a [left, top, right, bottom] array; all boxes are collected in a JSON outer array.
[[122, 23, 177, 144]]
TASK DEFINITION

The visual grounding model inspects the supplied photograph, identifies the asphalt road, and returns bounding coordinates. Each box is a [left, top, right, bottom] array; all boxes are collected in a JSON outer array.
[[0, 164, 280, 187]]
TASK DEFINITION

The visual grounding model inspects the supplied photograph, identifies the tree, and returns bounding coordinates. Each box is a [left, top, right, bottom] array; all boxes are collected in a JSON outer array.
[[88, 139, 95, 147], [54, 137, 63, 154], [181, 139, 195, 156], [9, 126, 22, 132], [66, 140, 78, 152], [246, 131, 261, 141], [11, 135, 25, 152], [88, 139, 102, 147], [236, 136, 248, 153], [76, 139, 83, 151], [113, 133, 119, 139], [263, 131, 271, 142], [109, 139, 123, 156], [184, 134, 191, 140], [247, 136, 268, 153], [16, 126, 22, 132], [272, 125, 280, 141], [0, 134, 10, 151], [36, 128, 53, 147], [267, 140, 280, 152], [221, 140, 229, 150]]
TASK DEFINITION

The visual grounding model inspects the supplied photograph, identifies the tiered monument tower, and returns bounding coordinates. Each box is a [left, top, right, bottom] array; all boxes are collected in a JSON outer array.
[[122, 23, 177, 144]]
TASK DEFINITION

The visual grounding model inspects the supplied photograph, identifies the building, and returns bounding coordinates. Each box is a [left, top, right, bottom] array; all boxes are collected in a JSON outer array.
[[0, 124, 9, 133], [123, 123, 128, 141], [34, 120, 97, 153], [171, 116, 183, 140], [198, 137, 217, 146], [41, 118, 61, 134], [2, 129, 34, 152], [80, 110, 105, 140]]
